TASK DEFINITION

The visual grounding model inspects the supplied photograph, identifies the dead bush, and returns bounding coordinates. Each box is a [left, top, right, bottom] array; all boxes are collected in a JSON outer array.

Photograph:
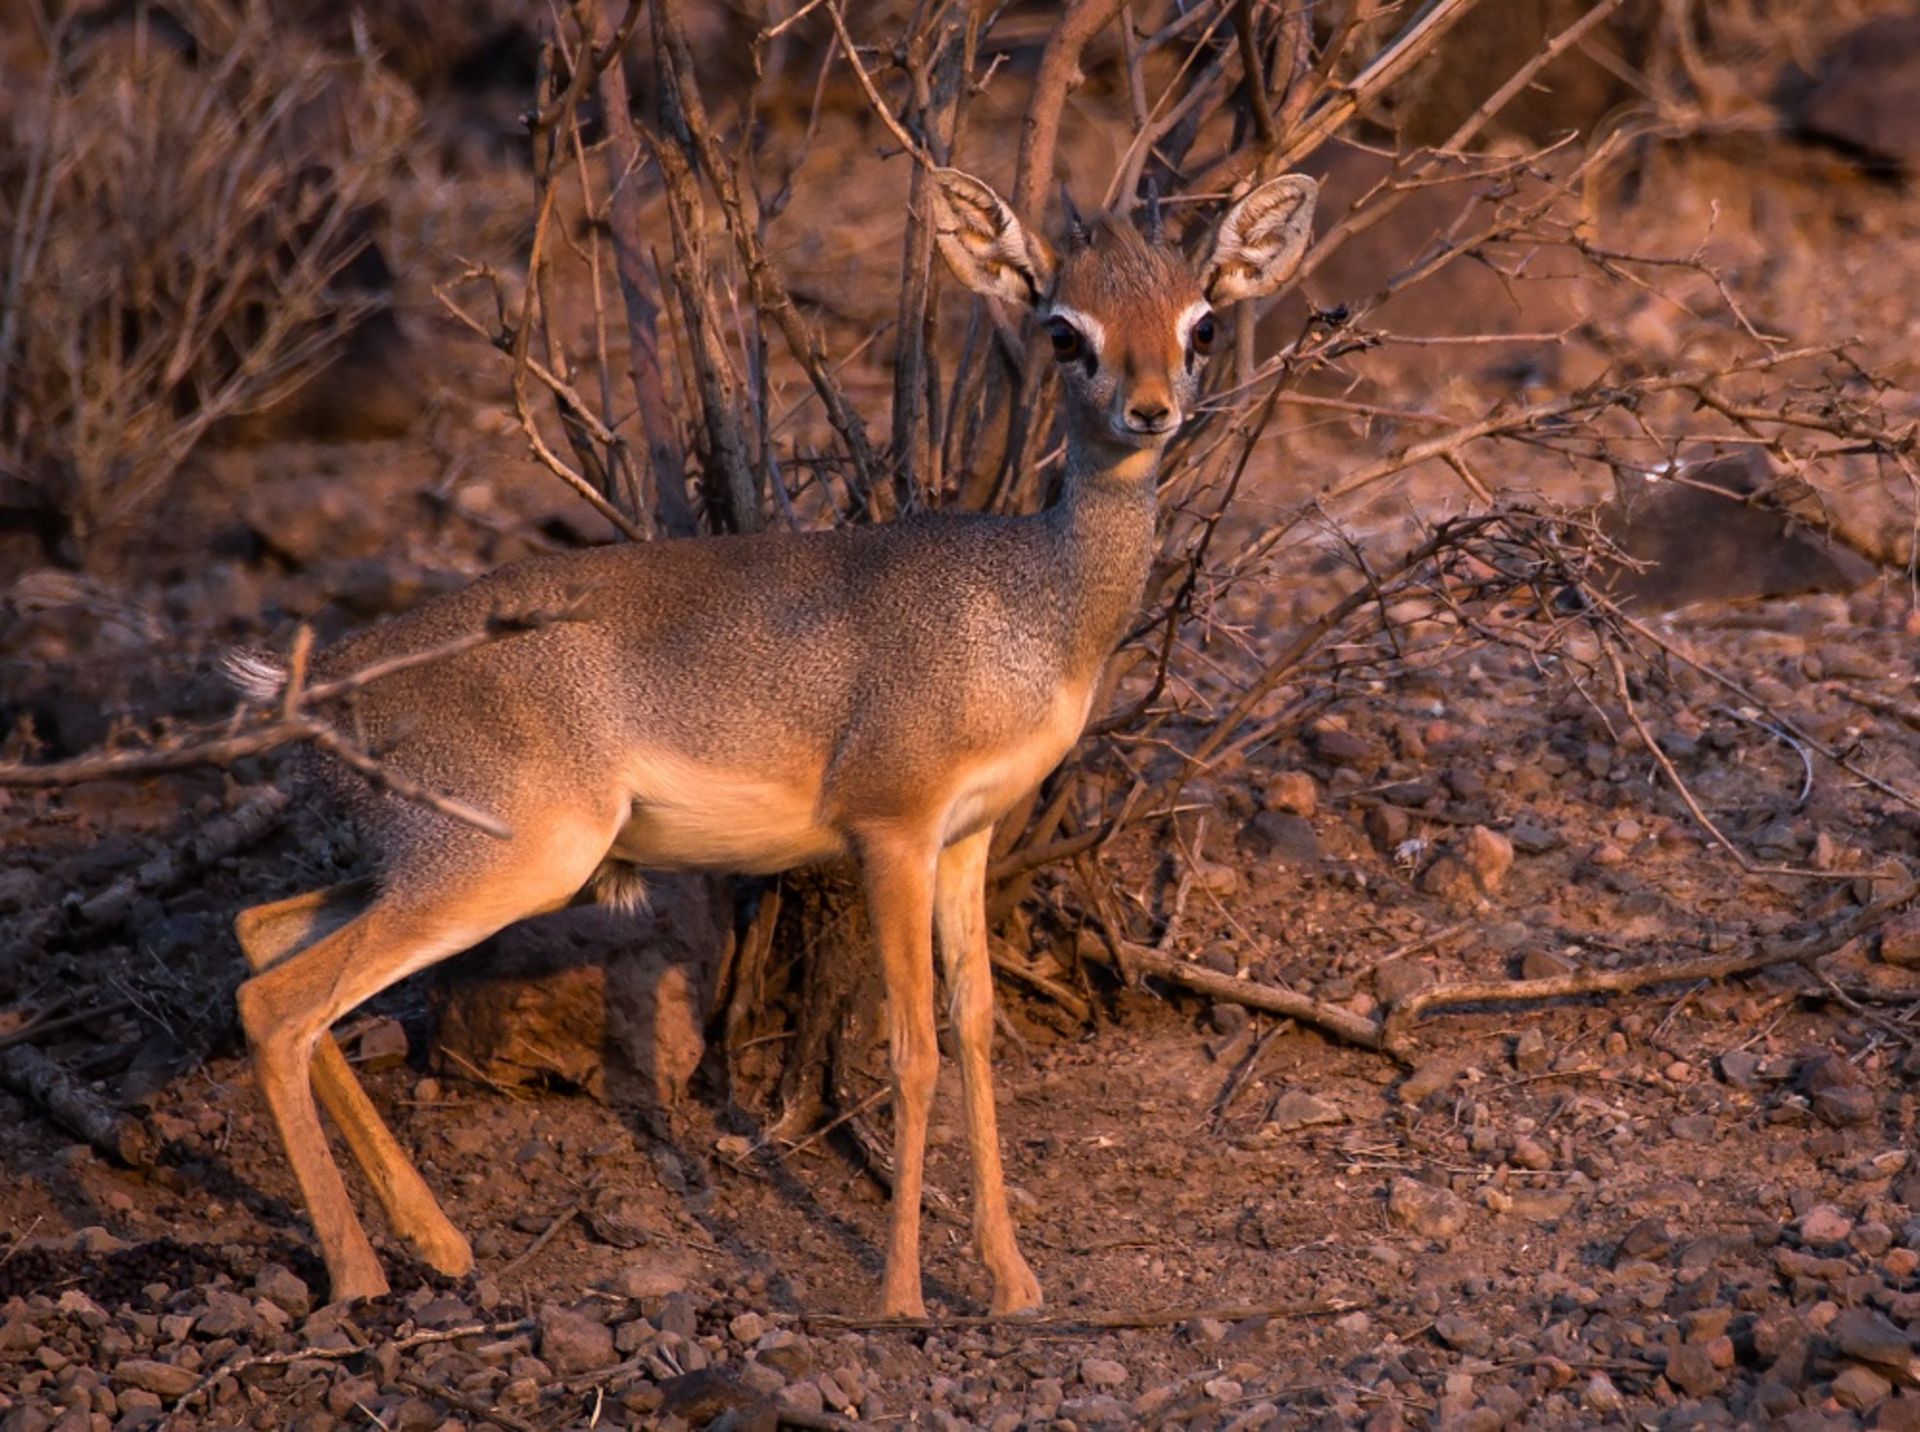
[[0, 2, 412, 559]]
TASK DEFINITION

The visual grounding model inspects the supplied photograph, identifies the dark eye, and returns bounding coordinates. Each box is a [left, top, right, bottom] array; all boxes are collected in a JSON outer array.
[[1191, 312, 1216, 356], [1047, 316, 1085, 364]]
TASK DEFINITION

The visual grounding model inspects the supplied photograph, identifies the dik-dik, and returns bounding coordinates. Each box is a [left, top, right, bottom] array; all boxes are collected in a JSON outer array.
[[228, 165, 1317, 1316]]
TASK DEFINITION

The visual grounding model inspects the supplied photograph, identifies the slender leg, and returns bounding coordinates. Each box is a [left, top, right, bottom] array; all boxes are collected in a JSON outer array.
[[234, 884, 473, 1278], [235, 817, 612, 1301], [934, 829, 1043, 1314], [857, 827, 942, 1319]]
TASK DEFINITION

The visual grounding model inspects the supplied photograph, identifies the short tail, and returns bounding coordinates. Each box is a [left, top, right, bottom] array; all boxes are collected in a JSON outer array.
[[221, 647, 287, 703]]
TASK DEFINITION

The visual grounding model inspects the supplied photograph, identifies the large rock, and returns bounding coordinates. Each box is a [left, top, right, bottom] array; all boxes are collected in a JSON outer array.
[[1595, 449, 1872, 613], [431, 878, 722, 1106], [1789, 13, 1920, 171]]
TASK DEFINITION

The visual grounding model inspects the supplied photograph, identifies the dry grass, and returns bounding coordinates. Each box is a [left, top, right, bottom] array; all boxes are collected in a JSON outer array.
[[0, 1, 412, 557]]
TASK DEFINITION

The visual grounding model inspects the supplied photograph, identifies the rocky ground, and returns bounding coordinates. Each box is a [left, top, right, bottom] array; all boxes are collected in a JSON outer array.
[[5, 3, 1920, 1429], [3, 571, 1919, 1429]]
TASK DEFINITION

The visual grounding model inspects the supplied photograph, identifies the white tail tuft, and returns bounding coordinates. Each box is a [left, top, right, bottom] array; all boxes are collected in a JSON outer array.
[[222, 647, 288, 703]]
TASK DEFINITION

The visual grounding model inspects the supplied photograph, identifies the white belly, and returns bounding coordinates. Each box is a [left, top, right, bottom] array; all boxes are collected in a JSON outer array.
[[939, 684, 1094, 844], [611, 750, 844, 874]]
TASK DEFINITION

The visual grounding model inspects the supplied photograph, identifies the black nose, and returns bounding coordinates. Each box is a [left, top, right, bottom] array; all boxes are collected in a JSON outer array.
[[1128, 401, 1170, 429]]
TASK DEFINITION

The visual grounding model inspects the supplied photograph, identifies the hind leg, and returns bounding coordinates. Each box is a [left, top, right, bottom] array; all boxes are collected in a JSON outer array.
[[236, 813, 616, 1300], [235, 882, 473, 1278]]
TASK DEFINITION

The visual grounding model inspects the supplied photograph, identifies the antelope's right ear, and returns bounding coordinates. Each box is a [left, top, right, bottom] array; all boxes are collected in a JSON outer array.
[[930, 168, 1056, 309]]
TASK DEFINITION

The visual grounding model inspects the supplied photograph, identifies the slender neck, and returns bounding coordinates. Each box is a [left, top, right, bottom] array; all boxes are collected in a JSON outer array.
[[1045, 414, 1164, 678]]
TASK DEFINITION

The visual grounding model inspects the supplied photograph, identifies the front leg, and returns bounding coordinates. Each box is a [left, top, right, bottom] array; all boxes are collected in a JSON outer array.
[[856, 826, 942, 1319], [934, 828, 1043, 1314]]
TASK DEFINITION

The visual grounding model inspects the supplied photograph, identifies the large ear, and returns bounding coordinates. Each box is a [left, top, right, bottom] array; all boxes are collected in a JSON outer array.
[[1202, 174, 1318, 304], [930, 167, 1056, 309]]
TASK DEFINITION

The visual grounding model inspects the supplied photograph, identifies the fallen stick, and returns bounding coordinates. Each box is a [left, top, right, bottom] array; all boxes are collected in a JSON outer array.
[[71, 788, 288, 931], [1079, 939, 1386, 1050], [1832, 683, 1920, 733], [1380, 880, 1915, 1052], [396, 1374, 539, 1432], [500, 1202, 583, 1279], [176, 1318, 537, 1412], [1075, 881, 1916, 1062], [0, 1045, 152, 1165], [799, 1294, 1371, 1332], [0, 1000, 133, 1053]]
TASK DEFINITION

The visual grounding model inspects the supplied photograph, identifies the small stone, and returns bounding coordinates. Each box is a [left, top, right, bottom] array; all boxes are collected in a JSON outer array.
[[0, 1316, 43, 1353], [537, 1303, 615, 1375], [1879, 1393, 1920, 1431], [1242, 811, 1321, 865], [1819, 1084, 1881, 1123], [1463, 827, 1514, 895], [1265, 770, 1318, 816], [1135, 1384, 1180, 1418], [1584, 1372, 1625, 1413], [1510, 1136, 1552, 1170], [738, 1360, 785, 1396], [1835, 1364, 1894, 1411], [1613, 1218, 1672, 1266], [112, 1359, 197, 1398], [611, 1257, 690, 1301], [755, 1329, 811, 1379], [1881, 912, 1920, 967], [1830, 1308, 1915, 1368], [1209, 1002, 1250, 1037], [1191, 856, 1241, 896], [346, 1016, 408, 1071], [1512, 1027, 1549, 1073], [1418, 855, 1479, 905], [1684, 1307, 1733, 1343], [1664, 1341, 1724, 1398], [1854, 1220, 1895, 1257], [1670, 1114, 1717, 1143], [1433, 1315, 1493, 1357], [1265, 1089, 1342, 1132], [1365, 804, 1410, 851], [1374, 958, 1430, 1005], [1400, 1057, 1463, 1104], [1507, 822, 1563, 854], [192, 1289, 259, 1338], [728, 1312, 766, 1345], [777, 1381, 826, 1418], [253, 1265, 311, 1320], [1520, 948, 1573, 980], [1387, 1177, 1468, 1240], [1079, 1358, 1129, 1389], [1310, 723, 1381, 768], [1588, 841, 1628, 867], [1798, 1205, 1854, 1246], [1718, 1050, 1765, 1088]]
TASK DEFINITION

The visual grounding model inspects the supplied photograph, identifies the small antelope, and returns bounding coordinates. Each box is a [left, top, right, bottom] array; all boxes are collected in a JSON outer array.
[[229, 165, 1316, 1316]]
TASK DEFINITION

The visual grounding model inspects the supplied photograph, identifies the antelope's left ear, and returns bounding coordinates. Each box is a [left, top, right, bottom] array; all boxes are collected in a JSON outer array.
[[1201, 174, 1318, 304]]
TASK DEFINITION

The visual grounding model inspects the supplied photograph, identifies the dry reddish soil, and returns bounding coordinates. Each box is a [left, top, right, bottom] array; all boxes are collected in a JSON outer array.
[[5, 8, 1920, 1432]]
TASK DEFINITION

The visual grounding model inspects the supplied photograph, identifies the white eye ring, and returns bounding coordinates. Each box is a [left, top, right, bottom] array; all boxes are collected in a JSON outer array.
[[1044, 305, 1105, 363], [1176, 298, 1213, 349]]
